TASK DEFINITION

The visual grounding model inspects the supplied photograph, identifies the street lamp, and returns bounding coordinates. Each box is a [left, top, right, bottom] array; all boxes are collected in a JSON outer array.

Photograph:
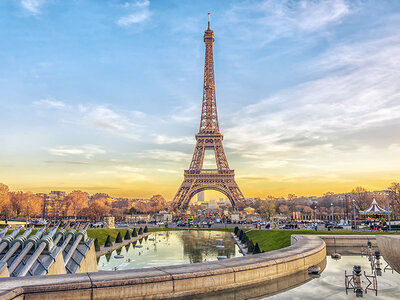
[[352, 199, 357, 230], [331, 203, 334, 224], [313, 204, 317, 222], [26, 198, 30, 227], [386, 197, 391, 231]]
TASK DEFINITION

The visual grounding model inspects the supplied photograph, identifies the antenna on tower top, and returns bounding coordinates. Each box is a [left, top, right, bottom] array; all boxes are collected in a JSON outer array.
[[208, 13, 210, 29]]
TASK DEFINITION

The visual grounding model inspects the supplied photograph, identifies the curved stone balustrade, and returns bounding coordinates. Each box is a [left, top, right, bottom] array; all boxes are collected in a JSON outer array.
[[0, 235, 326, 300], [376, 236, 400, 274]]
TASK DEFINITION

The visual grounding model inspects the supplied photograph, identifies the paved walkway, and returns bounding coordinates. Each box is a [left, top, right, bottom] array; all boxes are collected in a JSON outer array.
[[96, 232, 151, 258]]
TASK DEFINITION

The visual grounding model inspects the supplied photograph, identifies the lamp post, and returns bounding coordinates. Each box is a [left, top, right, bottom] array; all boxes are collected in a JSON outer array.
[[386, 197, 391, 231], [26, 198, 30, 227], [313, 204, 317, 222], [352, 199, 357, 230], [331, 203, 334, 224]]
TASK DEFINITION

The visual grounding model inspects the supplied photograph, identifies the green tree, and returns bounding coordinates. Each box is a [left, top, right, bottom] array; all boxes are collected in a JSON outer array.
[[124, 230, 131, 240], [247, 240, 254, 252], [144, 225, 148, 233], [104, 235, 113, 247], [238, 229, 243, 240], [94, 238, 100, 252], [234, 226, 239, 235], [132, 228, 137, 237], [138, 227, 143, 235], [115, 232, 123, 243], [253, 243, 261, 254]]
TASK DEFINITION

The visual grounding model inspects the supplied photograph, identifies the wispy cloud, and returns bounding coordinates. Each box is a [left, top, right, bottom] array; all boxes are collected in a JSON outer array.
[[34, 99, 66, 109], [142, 150, 191, 162], [225, 33, 400, 172], [48, 145, 105, 159], [21, 0, 45, 15], [82, 105, 135, 132], [117, 0, 151, 27], [225, 0, 351, 45], [155, 135, 194, 145]]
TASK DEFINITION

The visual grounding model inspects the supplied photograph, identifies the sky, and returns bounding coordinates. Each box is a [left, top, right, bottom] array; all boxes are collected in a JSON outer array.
[[1, 0, 400, 200]]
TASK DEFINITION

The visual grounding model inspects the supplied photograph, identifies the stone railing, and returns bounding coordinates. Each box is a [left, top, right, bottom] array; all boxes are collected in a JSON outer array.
[[0, 235, 326, 300]]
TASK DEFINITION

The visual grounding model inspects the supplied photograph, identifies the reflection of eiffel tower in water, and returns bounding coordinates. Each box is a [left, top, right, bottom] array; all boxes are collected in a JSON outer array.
[[172, 14, 245, 211]]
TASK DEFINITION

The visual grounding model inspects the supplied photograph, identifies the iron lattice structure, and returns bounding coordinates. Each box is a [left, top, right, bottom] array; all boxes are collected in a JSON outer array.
[[172, 14, 245, 211]]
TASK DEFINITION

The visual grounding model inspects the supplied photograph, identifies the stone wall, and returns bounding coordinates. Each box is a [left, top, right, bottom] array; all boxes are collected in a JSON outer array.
[[0, 235, 326, 299]]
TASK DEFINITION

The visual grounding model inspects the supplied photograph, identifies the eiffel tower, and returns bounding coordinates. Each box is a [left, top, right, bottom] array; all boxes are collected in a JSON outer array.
[[172, 14, 245, 211]]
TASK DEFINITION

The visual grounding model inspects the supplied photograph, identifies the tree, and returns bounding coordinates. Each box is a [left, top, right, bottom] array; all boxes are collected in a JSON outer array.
[[388, 182, 400, 217], [144, 225, 148, 233], [238, 229, 243, 240], [94, 238, 100, 251], [7, 192, 43, 218], [351, 186, 369, 210], [0, 183, 10, 216], [104, 235, 113, 247], [132, 228, 137, 237], [138, 227, 143, 235], [80, 200, 110, 221], [253, 243, 261, 254], [124, 230, 131, 240], [115, 232, 123, 243], [65, 190, 89, 218], [234, 226, 239, 235], [248, 240, 255, 252]]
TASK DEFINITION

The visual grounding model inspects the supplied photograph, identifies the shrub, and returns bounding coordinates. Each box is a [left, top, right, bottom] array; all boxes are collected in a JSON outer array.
[[253, 243, 261, 254], [138, 227, 143, 235], [247, 240, 254, 252], [104, 235, 113, 247], [124, 230, 131, 240], [234, 226, 239, 235], [238, 230, 243, 240], [115, 232, 123, 243], [241, 233, 247, 244], [144, 225, 148, 233], [132, 228, 137, 237], [94, 238, 100, 252]]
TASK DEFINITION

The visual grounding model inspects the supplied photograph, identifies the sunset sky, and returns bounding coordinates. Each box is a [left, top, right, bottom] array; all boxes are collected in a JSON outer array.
[[1, 0, 400, 200]]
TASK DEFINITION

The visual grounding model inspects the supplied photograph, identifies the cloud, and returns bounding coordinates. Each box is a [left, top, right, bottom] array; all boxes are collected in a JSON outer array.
[[117, 0, 151, 27], [225, 0, 351, 44], [224, 33, 400, 171], [155, 135, 194, 145], [21, 0, 45, 15], [142, 150, 191, 162], [82, 105, 134, 132], [34, 99, 66, 109], [44, 161, 88, 165], [48, 145, 105, 159], [170, 103, 199, 122]]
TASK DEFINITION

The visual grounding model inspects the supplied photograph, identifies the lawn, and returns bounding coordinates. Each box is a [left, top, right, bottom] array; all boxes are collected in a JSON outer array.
[[86, 228, 134, 246], [245, 229, 400, 252]]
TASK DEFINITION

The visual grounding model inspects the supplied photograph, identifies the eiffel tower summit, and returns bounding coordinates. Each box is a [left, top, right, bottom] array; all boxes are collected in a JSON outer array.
[[172, 14, 245, 211]]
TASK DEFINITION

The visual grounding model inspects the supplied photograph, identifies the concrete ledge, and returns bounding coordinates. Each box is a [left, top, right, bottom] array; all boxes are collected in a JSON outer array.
[[317, 235, 377, 248], [0, 235, 326, 300], [376, 235, 400, 274]]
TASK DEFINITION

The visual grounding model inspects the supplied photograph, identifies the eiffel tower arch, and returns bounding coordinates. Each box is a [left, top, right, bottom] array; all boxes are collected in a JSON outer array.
[[172, 14, 245, 211]]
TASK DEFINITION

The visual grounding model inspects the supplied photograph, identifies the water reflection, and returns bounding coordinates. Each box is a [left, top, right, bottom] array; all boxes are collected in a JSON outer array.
[[193, 252, 400, 300], [98, 230, 241, 270]]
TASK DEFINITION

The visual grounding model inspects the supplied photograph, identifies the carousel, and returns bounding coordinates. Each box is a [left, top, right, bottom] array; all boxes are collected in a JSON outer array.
[[360, 199, 390, 230]]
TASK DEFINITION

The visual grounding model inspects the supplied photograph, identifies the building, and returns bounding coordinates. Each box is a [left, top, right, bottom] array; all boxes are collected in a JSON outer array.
[[197, 191, 205, 203]]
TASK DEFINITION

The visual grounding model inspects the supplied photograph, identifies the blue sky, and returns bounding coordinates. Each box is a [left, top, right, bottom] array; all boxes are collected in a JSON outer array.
[[1, 0, 400, 199]]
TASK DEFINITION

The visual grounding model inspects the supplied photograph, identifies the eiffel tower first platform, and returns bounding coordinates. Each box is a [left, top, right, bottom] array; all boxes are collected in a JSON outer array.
[[172, 14, 245, 211]]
